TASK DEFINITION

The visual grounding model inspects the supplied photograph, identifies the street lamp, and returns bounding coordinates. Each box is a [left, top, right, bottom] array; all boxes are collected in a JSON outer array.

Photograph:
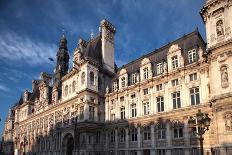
[[188, 109, 211, 155]]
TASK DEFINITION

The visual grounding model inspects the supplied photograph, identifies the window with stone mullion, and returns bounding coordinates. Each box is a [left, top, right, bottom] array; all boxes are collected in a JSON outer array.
[[190, 87, 200, 105]]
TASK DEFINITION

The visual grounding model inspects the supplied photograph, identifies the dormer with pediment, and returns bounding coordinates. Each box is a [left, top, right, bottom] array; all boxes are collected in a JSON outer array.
[[140, 57, 152, 81], [167, 44, 184, 71], [118, 68, 128, 90]]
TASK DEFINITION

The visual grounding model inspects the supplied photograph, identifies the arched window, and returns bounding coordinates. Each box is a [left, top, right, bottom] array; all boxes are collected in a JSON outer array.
[[131, 127, 137, 141], [72, 81, 76, 92], [65, 85, 68, 96], [110, 129, 115, 143], [81, 72, 85, 84], [172, 120, 184, 138], [157, 122, 166, 139], [90, 71, 95, 86], [119, 128, 126, 142], [143, 125, 151, 140]]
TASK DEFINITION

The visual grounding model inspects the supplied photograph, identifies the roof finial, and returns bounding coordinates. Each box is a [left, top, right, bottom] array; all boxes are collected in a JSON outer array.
[[90, 29, 94, 40]]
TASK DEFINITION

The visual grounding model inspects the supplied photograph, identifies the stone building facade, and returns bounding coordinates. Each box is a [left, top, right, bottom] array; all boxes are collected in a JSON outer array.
[[2, 0, 232, 155]]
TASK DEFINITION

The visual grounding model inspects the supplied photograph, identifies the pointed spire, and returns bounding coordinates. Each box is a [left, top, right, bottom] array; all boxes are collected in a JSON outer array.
[[59, 31, 67, 50]]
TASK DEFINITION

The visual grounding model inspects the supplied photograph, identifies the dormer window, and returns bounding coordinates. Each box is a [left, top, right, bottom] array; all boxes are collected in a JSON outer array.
[[90, 72, 95, 86], [121, 77, 126, 88], [188, 49, 197, 63], [143, 67, 149, 79], [171, 55, 178, 69], [113, 81, 118, 91], [131, 73, 137, 84], [157, 62, 163, 75]]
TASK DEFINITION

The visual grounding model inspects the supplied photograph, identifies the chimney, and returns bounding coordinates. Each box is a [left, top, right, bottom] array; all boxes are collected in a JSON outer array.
[[100, 19, 116, 73]]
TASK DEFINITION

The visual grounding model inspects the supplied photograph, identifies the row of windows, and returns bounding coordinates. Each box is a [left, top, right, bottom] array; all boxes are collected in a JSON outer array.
[[112, 87, 200, 120], [114, 72, 198, 91], [116, 149, 200, 155], [109, 121, 195, 143], [63, 71, 97, 97]]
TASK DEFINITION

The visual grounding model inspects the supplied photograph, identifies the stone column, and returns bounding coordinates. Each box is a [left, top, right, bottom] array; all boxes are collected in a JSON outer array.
[[137, 126, 141, 148], [115, 128, 118, 152], [166, 122, 172, 155], [125, 127, 129, 148], [184, 122, 190, 155], [151, 124, 155, 148]]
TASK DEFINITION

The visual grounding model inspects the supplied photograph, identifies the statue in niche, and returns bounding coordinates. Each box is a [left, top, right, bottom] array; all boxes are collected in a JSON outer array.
[[216, 19, 224, 37], [225, 113, 232, 131], [221, 65, 229, 88], [163, 62, 167, 73]]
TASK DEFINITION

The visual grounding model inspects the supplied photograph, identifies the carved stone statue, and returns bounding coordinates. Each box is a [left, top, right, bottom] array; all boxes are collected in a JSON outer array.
[[216, 20, 224, 37], [225, 113, 232, 131], [221, 65, 229, 88], [163, 62, 167, 73]]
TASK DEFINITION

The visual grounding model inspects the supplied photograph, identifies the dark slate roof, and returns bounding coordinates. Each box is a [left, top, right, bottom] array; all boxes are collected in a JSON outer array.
[[83, 35, 102, 65], [115, 29, 206, 79]]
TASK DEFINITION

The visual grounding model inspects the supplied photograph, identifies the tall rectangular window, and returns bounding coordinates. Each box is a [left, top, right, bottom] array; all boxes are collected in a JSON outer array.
[[89, 106, 95, 121], [131, 127, 137, 141], [189, 73, 197, 81], [120, 106, 125, 120], [188, 49, 197, 63], [157, 123, 166, 139], [157, 149, 166, 155], [143, 88, 149, 95], [157, 96, 164, 112], [171, 55, 178, 69], [172, 149, 184, 155], [132, 73, 137, 84], [80, 106, 84, 120], [131, 104, 137, 118], [156, 84, 162, 91], [121, 77, 126, 88], [190, 87, 200, 105], [143, 126, 151, 140], [143, 102, 150, 115], [157, 62, 163, 75], [172, 91, 181, 109], [110, 130, 115, 143], [113, 81, 118, 91], [111, 113, 115, 121], [143, 67, 149, 79]]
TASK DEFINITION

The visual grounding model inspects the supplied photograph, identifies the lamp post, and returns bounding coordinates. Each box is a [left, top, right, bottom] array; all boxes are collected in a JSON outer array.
[[188, 109, 211, 155]]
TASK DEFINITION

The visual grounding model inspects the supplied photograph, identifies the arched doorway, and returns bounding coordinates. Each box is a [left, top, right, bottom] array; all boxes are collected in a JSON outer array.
[[62, 133, 74, 155]]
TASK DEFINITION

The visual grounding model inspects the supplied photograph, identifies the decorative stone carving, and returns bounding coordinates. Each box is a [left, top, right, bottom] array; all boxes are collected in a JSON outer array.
[[225, 112, 232, 131], [220, 65, 229, 88], [168, 44, 181, 55], [216, 19, 224, 37]]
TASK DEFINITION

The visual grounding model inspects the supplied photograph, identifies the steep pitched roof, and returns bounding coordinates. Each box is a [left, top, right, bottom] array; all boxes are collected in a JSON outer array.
[[116, 29, 206, 77]]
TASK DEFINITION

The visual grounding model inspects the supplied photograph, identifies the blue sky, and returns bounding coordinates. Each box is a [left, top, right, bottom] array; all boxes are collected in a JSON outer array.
[[0, 0, 205, 134]]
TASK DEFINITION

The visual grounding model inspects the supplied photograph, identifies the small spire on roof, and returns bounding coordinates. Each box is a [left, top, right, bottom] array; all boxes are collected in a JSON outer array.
[[90, 29, 94, 40]]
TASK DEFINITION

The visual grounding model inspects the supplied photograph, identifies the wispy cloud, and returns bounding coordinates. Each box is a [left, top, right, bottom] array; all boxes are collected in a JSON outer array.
[[0, 31, 57, 66], [0, 84, 10, 92]]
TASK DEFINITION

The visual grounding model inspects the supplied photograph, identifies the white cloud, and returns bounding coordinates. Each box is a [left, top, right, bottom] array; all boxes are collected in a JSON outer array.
[[0, 84, 10, 92], [0, 31, 57, 66]]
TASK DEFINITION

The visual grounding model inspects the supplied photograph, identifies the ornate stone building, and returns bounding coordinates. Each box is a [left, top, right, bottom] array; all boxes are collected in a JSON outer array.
[[2, 0, 232, 155]]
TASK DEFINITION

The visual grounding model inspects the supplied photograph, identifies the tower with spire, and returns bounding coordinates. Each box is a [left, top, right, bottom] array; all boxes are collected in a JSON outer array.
[[53, 34, 69, 100]]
